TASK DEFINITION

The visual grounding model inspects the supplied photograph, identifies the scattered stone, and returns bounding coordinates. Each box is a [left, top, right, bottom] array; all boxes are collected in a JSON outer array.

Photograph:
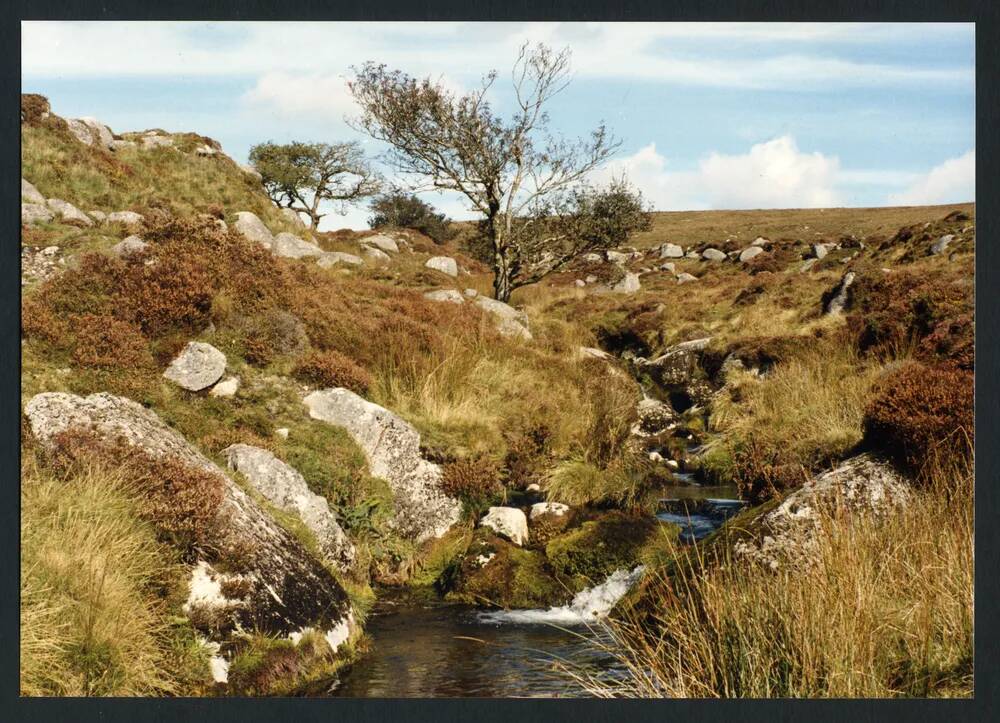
[[423, 289, 465, 304], [474, 296, 532, 340], [21, 179, 45, 204], [233, 211, 274, 249], [46, 199, 92, 226], [272, 232, 324, 259], [685, 250, 700, 259], [21, 203, 53, 225], [606, 250, 630, 265], [110, 235, 149, 257], [930, 234, 954, 255], [813, 243, 829, 260], [163, 341, 227, 391], [585, 274, 598, 284], [24, 392, 353, 638], [481, 507, 529, 546], [739, 246, 764, 263], [610, 272, 641, 294], [800, 258, 818, 273], [575, 279, 586, 287], [754, 236, 771, 246], [463, 288, 479, 298], [425, 256, 458, 276], [529, 502, 569, 520], [659, 243, 684, 259], [660, 262, 676, 273], [362, 234, 399, 253], [303, 388, 461, 543], [275, 428, 290, 440], [67, 117, 115, 150], [676, 272, 698, 284], [240, 164, 263, 181], [362, 246, 392, 263], [224, 444, 355, 571], [209, 377, 240, 398], [317, 251, 363, 268], [107, 210, 144, 226], [89, 210, 107, 223], [702, 248, 726, 262], [194, 144, 218, 157]]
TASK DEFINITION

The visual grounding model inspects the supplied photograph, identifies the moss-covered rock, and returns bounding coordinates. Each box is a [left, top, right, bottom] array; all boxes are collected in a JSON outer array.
[[545, 511, 661, 585]]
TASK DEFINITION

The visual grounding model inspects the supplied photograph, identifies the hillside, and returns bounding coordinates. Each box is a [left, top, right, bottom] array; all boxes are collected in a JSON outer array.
[[20, 94, 974, 698]]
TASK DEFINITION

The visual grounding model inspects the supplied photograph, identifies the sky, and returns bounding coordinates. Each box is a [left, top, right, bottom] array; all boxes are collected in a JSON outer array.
[[21, 21, 975, 230]]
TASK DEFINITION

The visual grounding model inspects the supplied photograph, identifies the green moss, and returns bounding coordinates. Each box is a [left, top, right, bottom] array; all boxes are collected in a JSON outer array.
[[545, 512, 659, 584], [447, 535, 570, 609], [408, 525, 473, 589]]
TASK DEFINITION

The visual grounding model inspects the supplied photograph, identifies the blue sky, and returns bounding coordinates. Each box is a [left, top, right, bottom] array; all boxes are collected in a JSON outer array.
[[22, 21, 975, 230]]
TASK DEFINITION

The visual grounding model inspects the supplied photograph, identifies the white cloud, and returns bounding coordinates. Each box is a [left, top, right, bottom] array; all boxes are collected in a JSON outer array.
[[596, 136, 842, 211], [887, 150, 975, 205], [242, 72, 358, 122]]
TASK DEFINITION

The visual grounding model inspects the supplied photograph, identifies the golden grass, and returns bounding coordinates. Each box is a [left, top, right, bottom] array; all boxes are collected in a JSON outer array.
[[20, 456, 210, 696], [561, 455, 974, 698]]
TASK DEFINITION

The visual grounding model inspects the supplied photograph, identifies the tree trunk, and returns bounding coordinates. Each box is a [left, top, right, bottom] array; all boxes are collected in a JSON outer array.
[[490, 221, 514, 303]]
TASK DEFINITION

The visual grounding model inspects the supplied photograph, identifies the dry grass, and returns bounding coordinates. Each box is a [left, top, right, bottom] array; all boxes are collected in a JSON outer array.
[[20, 456, 210, 696], [561, 454, 974, 698]]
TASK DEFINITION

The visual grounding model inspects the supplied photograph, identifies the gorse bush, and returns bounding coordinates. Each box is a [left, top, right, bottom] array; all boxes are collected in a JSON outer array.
[[293, 349, 373, 395], [368, 192, 455, 244], [863, 361, 974, 479]]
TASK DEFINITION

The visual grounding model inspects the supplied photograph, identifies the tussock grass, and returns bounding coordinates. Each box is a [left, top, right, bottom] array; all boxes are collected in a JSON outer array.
[[20, 456, 210, 696], [561, 454, 974, 698]]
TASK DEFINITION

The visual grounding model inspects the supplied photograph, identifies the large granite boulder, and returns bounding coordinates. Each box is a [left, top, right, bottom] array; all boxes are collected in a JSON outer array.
[[163, 341, 227, 391], [272, 232, 324, 259], [474, 296, 532, 340], [21, 203, 53, 225], [638, 337, 714, 409], [23, 392, 353, 640], [46, 199, 92, 226], [303, 388, 461, 543], [362, 234, 399, 253], [734, 454, 911, 570], [233, 211, 274, 250], [279, 207, 307, 229], [702, 248, 727, 262], [739, 246, 765, 263], [21, 179, 45, 204], [223, 444, 355, 571], [425, 256, 458, 277]]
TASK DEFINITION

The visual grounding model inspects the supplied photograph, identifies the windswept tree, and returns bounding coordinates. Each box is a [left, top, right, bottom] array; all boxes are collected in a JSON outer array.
[[368, 191, 456, 244], [248, 141, 381, 230], [350, 43, 645, 301]]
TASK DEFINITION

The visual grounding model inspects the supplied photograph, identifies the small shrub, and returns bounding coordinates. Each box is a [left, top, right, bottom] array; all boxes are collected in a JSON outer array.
[[501, 424, 552, 490], [440, 456, 503, 514], [293, 349, 372, 394], [368, 192, 455, 244], [20, 93, 51, 125], [69, 313, 153, 370], [863, 362, 974, 478], [731, 437, 808, 504]]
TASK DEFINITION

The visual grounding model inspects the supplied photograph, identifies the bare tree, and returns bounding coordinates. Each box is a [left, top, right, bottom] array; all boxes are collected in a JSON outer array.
[[248, 141, 381, 230], [350, 43, 632, 301]]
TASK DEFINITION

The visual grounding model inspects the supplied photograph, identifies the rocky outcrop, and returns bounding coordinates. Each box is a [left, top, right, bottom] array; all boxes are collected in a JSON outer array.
[[163, 342, 227, 391], [46, 199, 92, 226], [474, 296, 532, 341], [638, 337, 714, 410], [425, 256, 458, 277], [303, 388, 461, 543], [223, 444, 355, 571], [363, 234, 399, 253], [278, 208, 306, 228], [67, 117, 115, 150], [317, 252, 363, 268], [233, 211, 274, 250], [481, 507, 529, 546], [734, 454, 911, 570], [362, 247, 391, 264], [21, 178, 45, 204], [24, 392, 353, 638]]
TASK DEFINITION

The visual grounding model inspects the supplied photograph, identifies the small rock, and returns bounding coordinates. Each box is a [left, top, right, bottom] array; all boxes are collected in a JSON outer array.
[[463, 288, 479, 298], [585, 274, 598, 284], [46, 199, 92, 226], [423, 289, 465, 304], [666, 459, 679, 470], [610, 272, 641, 294], [677, 272, 698, 284], [425, 256, 458, 276], [194, 144, 218, 157], [275, 428, 290, 439], [480, 507, 529, 545], [240, 164, 263, 181], [317, 251, 363, 268], [930, 235, 954, 255], [362, 246, 392, 263], [110, 235, 149, 257], [659, 243, 684, 259], [660, 262, 676, 273], [702, 248, 726, 262], [583, 253, 603, 263], [575, 279, 586, 287], [107, 210, 144, 227], [163, 341, 227, 391], [606, 250, 630, 265], [363, 234, 399, 253], [529, 502, 569, 520], [89, 210, 107, 223], [21, 179, 45, 204], [685, 250, 700, 259], [526, 483, 541, 492], [739, 246, 764, 263], [800, 258, 818, 273], [813, 243, 829, 260], [209, 377, 240, 398]]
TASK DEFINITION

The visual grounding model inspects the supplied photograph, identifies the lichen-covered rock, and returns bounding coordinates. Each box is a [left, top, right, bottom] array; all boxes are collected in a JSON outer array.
[[209, 376, 240, 398], [362, 246, 391, 263], [812, 243, 829, 260], [659, 243, 684, 258], [423, 289, 465, 304], [606, 249, 630, 265], [107, 210, 144, 227], [702, 248, 726, 262], [303, 388, 460, 543], [46, 199, 92, 226], [21, 203, 53, 225], [21, 178, 45, 204], [474, 296, 532, 340], [110, 235, 149, 257], [66, 117, 115, 150], [425, 256, 458, 276], [233, 211, 273, 250], [278, 207, 307, 228], [363, 234, 399, 253], [638, 338, 714, 410], [930, 234, 954, 255], [447, 535, 570, 609], [223, 444, 355, 571], [317, 251, 363, 268], [733, 454, 912, 570], [89, 210, 107, 223], [529, 502, 569, 520], [24, 392, 353, 638], [634, 396, 676, 435], [481, 507, 529, 546], [163, 341, 227, 391], [611, 272, 641, 294], [272, 232, 324, 259]]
